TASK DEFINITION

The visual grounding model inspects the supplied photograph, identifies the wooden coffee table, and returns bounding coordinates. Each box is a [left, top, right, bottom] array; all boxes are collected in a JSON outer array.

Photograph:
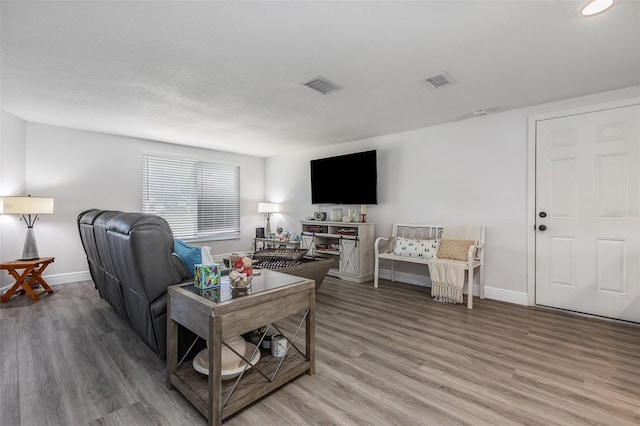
[[0, 257, 55, 303], [252, 249, 333, 290], [167, 270, 315, 426]]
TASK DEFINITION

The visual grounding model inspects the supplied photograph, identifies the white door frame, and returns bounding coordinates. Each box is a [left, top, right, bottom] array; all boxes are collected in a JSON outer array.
[[526, 97, 640, 306]]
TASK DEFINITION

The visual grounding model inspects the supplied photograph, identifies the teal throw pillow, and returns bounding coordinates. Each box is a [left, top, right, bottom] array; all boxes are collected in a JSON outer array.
[[174, 239, 202, 278]]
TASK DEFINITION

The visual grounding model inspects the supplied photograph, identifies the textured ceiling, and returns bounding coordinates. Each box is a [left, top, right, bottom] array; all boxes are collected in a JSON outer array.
[[2, 1, 639, 157]]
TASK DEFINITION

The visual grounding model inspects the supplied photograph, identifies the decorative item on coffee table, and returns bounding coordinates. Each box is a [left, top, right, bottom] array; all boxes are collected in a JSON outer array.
[[228, 253, 253, 288]]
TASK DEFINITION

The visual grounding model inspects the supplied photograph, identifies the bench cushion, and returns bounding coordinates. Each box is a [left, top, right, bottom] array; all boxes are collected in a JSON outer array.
[[437, 239, 475, 261], [392, 237, 439, 259]]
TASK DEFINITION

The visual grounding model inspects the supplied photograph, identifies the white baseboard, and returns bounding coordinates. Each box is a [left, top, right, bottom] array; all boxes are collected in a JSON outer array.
[[43, 271, 92, 286], [377, 268, 528, 305], [483, 286, 528, 306]]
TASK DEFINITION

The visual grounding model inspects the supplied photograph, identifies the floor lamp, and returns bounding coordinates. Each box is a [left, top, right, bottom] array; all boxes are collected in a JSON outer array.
[[258, 202, 280, 236], [0, 196, 55, 260]]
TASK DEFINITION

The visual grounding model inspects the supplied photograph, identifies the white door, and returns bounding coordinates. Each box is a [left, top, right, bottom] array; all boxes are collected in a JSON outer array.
[[535, 104, 640, 323]]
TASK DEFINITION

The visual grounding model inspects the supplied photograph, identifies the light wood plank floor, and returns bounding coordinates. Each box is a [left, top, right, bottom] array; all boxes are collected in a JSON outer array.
[[1, 276, 639, 425]]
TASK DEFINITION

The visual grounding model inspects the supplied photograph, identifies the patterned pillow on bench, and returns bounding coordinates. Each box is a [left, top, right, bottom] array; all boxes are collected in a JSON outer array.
[[392, 237, 440, 259]]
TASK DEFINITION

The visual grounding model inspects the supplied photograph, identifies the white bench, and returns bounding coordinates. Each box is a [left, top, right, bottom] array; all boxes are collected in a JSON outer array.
[[374, 224, 485, 309]]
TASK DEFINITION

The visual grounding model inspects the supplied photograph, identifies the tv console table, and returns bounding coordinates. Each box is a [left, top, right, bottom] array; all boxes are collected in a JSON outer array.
[[300, 220, 374, 283]]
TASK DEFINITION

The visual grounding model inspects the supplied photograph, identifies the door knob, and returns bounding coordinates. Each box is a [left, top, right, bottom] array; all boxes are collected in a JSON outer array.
[[538, 224, 547, 231], [539, 212, 547, 218]]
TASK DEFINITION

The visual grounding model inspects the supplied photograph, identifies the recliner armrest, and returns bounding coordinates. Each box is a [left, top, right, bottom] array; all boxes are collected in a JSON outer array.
[[172, 252, 190, 281]]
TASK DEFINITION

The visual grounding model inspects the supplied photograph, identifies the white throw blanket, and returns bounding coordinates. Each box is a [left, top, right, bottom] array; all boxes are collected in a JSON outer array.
[[428, 259, 465, 304], [429, 226, 479, 304]]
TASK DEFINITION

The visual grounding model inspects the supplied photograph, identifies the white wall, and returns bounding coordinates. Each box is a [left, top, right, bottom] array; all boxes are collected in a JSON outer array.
[[15, 123, 265, 284], [265, 86, 640, 304], [4, 85, 638, 297], [0, 111, 27, 285]]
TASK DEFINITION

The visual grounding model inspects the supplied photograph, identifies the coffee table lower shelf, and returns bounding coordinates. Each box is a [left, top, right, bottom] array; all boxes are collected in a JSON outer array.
[[170, 350, 309, 421]]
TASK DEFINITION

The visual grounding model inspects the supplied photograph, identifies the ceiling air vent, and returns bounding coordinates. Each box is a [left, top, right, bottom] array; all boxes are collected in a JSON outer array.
[[423, 73, 456, 89], [302, 76, 343, 95]]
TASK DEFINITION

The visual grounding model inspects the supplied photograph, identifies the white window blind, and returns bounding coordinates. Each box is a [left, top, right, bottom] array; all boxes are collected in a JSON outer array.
[[142, 155, 240, 241]]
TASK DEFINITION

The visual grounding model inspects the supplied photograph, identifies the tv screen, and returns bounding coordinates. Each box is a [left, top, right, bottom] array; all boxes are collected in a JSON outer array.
[[310, 150, 378, 205]]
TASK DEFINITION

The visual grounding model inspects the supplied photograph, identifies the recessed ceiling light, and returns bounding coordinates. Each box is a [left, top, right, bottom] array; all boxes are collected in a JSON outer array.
[[580, 0, 614, 17]]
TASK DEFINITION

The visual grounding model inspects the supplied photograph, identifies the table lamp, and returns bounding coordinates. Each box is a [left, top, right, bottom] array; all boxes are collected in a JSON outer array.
[[0, 195, 54, 260], [257, 202, 280, 235]]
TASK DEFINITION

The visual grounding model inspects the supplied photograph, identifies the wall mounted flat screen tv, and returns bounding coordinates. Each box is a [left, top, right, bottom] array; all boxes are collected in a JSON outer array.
[[310, 150, 378, 205]]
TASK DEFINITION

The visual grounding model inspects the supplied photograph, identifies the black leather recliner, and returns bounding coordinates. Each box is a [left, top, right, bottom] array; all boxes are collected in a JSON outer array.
[[77, 209, 192, 359]]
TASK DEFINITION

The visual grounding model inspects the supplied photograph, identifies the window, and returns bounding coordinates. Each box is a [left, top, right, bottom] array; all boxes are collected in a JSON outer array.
[[142, 154, 240, 241]]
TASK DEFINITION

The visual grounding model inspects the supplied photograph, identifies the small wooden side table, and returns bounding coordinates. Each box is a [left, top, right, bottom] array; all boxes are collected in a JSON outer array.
[[168, 270, 315, 425], [0, 257, 55, 303]]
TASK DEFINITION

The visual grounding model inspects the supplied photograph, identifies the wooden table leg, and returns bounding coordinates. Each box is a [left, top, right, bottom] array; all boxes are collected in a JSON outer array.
[[306, 290, 315, 375], [16, 269, 41, 300], [28, 263, 54, 298], [167, 299, 177, 390], [0, 268, 32, 303], [209, 315, 222, 426]]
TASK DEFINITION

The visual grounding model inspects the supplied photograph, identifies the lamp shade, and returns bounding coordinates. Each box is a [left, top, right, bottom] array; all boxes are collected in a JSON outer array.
[[258, 202, 280, 214], [0, 197, 54, 215]]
